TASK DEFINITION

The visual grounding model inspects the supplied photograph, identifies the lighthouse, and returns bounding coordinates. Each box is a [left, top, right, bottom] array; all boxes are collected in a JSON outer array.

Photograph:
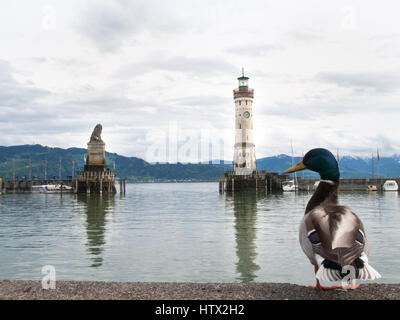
[[233, 69, 257, 174], [222, 70, 282, 192]]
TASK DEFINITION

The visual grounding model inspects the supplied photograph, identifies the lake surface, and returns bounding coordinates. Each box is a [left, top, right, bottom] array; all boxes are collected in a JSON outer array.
[[0, 183, 399, 285]]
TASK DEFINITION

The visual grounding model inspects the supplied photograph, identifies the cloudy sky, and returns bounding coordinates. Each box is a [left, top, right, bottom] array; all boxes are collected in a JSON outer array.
[[1, 0, 400, 162]]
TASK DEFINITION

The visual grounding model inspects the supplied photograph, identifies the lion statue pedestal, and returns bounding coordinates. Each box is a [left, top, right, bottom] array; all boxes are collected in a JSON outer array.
[[77, 124, 117, 194]]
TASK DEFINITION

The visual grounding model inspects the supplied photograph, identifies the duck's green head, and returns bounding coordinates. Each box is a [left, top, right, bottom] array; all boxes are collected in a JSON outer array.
[[284, 148, 340, 182]]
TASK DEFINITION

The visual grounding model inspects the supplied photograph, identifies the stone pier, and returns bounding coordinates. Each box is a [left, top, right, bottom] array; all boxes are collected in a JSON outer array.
[[77, 170, 116, 194], [296, 177, 400, 192], [0, 179, 75, 193], [224, 170, 284, 192], [77, 124, 116, 194]]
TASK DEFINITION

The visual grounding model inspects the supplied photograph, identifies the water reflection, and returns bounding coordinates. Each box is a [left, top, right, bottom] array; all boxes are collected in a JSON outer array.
[[228, 191, 265, 282], [77, 194, 114, 268]]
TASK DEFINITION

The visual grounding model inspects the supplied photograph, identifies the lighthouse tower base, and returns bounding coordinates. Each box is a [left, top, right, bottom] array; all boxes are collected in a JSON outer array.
[[224, 170, 283, 192]]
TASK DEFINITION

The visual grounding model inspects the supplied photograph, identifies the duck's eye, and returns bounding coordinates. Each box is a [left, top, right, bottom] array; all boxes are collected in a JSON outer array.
[[308, 230, 321, 244], [356, 229, 364, 245]]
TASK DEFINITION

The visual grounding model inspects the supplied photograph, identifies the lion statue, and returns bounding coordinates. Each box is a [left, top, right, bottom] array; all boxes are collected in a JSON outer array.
[[90, 124, 103, 143]]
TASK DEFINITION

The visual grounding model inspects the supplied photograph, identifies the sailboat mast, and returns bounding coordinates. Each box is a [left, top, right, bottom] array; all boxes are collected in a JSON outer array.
[[377, 148, 380, 179], [291, 140, 297, 189], [371, 152, 374, 178]]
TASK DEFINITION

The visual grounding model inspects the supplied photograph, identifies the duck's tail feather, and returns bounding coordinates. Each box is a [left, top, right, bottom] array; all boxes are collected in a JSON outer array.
[[357, 263, 381, 280], [316, 254, 381, 282], [316, 264, 342, 282], [358, 253, 381, 280]]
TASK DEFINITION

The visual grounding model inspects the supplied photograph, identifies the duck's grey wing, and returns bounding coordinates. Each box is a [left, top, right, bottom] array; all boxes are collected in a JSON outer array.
[[307, 205, 365, 266], [299, 214, 319, 266], [301, 205, 380, 281]]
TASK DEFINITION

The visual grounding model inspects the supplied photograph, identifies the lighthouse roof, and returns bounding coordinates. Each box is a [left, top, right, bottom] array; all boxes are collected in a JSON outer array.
[[238, 67, 249, 80]]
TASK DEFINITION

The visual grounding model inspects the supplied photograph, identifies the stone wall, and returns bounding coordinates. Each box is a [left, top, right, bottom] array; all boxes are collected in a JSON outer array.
[[1, 179, 75, 193], [296, 177, 400, 191], [87, 141, 106, 166], [77, 170, 116, 194], [224, 170, 283, 192]]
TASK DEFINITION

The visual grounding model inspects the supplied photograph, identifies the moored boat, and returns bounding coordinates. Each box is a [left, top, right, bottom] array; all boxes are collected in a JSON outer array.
[[282, 180, 298, 192], [32, 184, 73, 194], [382, 180, 398, 191]]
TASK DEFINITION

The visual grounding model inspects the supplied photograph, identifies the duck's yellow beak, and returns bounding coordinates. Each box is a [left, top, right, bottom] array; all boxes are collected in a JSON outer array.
[[284, 160, 306, 174]]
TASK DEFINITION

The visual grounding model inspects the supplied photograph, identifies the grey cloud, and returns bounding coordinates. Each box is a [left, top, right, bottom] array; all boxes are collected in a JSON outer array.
[[162, 57, 237, 75], [75, 0, 148, 53], [29, 57, 49, 64], [375, 42, 400, 59], [75, 0, 188, 53], [168, 95, 230, 107], [0, 60, 49, 108], [116, 56, 237, 78], [287, 30, 323, 43], [368, 33, 400, 41], [226, 44, 284, 57], [378, 134, 400, 155], [63, 97, 140, 112], [264, 102, 315, 120], [264, 94, 400, 122], [28, 57, 89, 68], [316, 71, 400, 92]]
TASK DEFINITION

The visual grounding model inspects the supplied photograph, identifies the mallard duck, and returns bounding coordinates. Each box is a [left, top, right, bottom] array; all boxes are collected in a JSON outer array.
[[284, 148, 381, 290]]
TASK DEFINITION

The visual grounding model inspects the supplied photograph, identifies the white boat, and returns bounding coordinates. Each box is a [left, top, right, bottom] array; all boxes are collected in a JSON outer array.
[[282, 180, 298, 192], [32, 184, 73, 194], [283, 141, 299, 192], [382, 180, 399, 191], [367, 185, 377, 191]]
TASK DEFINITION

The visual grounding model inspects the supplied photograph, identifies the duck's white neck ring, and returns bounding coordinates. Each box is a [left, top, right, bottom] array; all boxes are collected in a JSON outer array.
[[319, 179, 335, 185]]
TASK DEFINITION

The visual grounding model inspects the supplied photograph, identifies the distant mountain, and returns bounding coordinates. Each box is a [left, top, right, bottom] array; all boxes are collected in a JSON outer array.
[[0, 145, 225, 181], [0, 145, 399, 181], [256, 154, 400, 178]]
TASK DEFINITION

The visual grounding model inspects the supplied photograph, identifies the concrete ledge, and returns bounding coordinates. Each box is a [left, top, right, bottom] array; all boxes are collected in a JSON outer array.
[[1, 281, 399, 300]]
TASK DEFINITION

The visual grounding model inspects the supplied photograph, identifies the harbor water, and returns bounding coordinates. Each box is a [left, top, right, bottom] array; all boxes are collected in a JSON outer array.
[[0, 182, 399, 285]]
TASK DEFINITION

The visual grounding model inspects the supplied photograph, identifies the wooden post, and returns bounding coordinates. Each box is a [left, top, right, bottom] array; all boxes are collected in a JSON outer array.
[[123, 180, 126, 195], [232, 178, 234, 193], [219, 179, 225, 194], [75, 179, 78, 194], [120, 180, 122, 194], [100, 179, 103, 194]]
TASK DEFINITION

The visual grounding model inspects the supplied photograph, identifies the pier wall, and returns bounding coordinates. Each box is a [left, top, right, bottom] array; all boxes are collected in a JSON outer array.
[[224, 170, 285, 192], [1, 179, 75, 193], [296, 177, 400, 191], [77, 170, 116, 194], [221, 173, 400, 193]]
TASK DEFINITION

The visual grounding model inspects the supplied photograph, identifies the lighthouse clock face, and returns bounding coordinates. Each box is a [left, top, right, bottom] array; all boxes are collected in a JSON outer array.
[[243, 111, 250, 118]]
